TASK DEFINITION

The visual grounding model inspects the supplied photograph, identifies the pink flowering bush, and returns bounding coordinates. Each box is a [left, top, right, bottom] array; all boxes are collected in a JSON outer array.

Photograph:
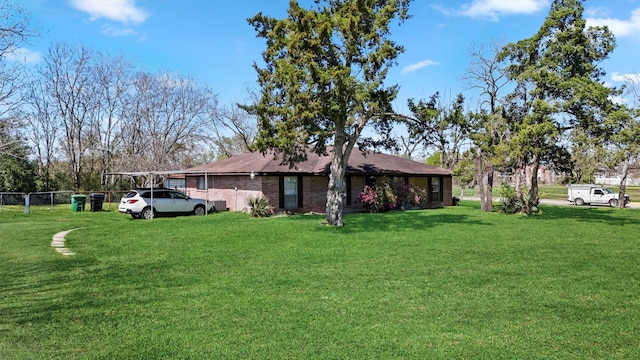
[[358, 184, 393, 213], [357, 185, 378, 211], [358, 177, 425, 212], [393, 181, 427, 210]]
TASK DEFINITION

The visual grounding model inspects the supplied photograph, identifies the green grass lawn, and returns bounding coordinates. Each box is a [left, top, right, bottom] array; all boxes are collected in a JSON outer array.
[[2, 203, 640, 359]]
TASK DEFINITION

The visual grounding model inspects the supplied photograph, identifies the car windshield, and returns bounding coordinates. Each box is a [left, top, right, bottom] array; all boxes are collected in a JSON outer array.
[[604, 188, 613, 194]]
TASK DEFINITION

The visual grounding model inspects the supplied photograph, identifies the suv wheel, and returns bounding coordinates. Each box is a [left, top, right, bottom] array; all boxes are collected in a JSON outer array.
[[194, 205, 206, 215], [609, 199, 619, 207], [141, 206, 155, 219]]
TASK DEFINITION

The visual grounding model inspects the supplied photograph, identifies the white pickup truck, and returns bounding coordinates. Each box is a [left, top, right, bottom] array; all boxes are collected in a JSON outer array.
[[567, 184, 630, 207]]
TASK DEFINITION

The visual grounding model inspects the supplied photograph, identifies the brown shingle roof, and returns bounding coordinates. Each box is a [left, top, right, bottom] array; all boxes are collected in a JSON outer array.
[[186, 149, 452, 176]]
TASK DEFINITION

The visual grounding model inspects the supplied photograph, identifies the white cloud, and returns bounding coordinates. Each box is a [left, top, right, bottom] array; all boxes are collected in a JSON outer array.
[[611, 72, 640, 83], [69, 0, 149, 25], [101, 24, 146, 40], [586, 7, 640, 39], [436, 0, 550, 21], [584, 7, 612, 19], [431, 4, 453, 17], [4, 47, 41, 64], [401, 60, 439, 75]]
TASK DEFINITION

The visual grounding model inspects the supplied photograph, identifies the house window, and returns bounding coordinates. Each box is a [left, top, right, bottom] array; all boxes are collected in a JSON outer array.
[[279, 176, 303, 209], [430, 177, 442, 202], [283, 176, 298, 209], [197, 176, 206, 190]]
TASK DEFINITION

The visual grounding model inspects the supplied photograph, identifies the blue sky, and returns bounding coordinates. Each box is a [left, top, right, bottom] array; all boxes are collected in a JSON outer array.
[[16, 0, 640, 113]]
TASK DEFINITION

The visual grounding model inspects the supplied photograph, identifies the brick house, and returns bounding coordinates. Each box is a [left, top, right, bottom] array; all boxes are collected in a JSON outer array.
[[183, 149, 453, 212]]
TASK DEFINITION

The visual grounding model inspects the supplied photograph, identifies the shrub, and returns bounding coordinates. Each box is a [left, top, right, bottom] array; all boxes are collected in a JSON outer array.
[[246, 197, 274, 217], [358, 177, 427, 212], [358, 178, 396, 213], [497, 184, 539, 215], [393, 181, 427, 210], [358, 185, 387, 213]]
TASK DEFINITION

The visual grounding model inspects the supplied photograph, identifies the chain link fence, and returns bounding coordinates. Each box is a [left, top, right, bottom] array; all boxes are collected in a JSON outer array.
[[0, 192, 26, 212], [0, 190, 130, 213]]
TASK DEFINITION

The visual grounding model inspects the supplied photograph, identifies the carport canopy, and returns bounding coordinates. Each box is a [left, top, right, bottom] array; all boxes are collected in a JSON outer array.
[[108, 170, 212, 217]]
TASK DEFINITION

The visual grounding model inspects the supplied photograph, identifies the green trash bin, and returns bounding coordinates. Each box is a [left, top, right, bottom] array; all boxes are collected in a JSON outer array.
[[71, 194, 87, 212]]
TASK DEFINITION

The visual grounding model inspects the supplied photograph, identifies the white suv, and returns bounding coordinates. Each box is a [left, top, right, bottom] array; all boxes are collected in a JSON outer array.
[[119, 188, 211, 219]]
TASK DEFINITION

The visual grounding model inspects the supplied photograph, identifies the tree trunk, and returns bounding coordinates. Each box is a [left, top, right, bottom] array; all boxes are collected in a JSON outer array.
[[475, 148, 487, 211], [485, 160, 494, 212], [325, 149, 348, 227], [514, 165, 524, 199], [476, 148, 494, 213], [618, 158, 629, 209], [525, 154, 541, 213]]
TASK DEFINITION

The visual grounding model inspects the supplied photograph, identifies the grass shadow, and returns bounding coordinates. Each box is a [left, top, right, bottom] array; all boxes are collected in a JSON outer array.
[[0, 257, 97, 326], [282, 203, 492, 233], [535, 205, 640, 226]]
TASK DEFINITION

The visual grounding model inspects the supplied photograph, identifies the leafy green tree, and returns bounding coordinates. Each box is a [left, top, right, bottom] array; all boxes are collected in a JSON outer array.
[[452, 150, 476, 189], [601, 74, 640, 207], [249, 0, 411, 226], [405, 92, 469, 170], [464, 42, 510, 212], [498, 0, 619, 214], [568, 128, 599, 184], [0, 124, 35, 192], [602, 107, 640, 207], [425, 152, 441, 167]]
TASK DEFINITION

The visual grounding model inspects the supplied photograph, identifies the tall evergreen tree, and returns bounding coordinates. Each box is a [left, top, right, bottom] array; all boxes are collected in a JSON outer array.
[[498, 0, 619, 213], [249, 0, 411, 226]]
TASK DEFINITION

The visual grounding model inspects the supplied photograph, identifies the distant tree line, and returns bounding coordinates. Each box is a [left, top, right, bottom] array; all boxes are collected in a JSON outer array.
[[0, 2, 255, 192]]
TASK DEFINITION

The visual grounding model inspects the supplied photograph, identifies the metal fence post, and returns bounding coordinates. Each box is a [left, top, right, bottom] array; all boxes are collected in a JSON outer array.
[[24, 193, 30, 214]]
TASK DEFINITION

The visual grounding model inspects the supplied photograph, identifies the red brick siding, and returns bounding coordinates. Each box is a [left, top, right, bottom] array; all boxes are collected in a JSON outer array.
[[300, 176, 325, 212], [261, 176, 279, 210], [405, 176, 453, 208], [187, 175, 264, 211], [185, 174, 453, 213], [346, 176, 366, 212], [442, 176, 453, 206]]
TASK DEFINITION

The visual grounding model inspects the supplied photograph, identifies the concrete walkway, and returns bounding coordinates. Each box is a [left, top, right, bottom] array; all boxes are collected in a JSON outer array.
[[51, 229, 79, 256]]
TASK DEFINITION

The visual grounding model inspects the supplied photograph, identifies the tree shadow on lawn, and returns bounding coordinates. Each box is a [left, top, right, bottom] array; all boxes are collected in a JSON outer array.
[[323, 209, 491, 233], [0, 255, 166, 330], [0, 257, 95, 326], [535, 205, 639, 226]]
